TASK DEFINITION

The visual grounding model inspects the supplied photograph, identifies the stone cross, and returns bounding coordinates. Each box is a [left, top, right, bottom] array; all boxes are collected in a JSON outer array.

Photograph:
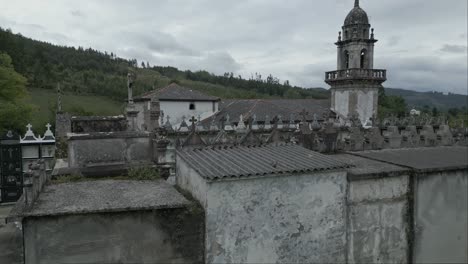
[[46, 123, 52, 131], [219, 115, 227, 130], [190, 116, 197, 132], [26, 124, 33, 131], [127, 72, 136, 105], [8, 148, 13, 158]]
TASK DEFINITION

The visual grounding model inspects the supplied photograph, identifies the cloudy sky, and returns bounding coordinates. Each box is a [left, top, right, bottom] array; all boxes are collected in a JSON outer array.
[[1, 0, 467, 94]]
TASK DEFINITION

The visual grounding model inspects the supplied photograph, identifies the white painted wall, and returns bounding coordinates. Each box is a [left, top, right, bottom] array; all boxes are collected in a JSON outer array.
[[160, 101, 218, 127], [333, 90, 350, 118]]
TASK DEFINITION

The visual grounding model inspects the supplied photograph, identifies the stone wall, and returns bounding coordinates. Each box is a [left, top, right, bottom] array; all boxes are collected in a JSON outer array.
[[347, 175, 410, 263], [67, 132, 152, 174], [71, 116, 127, 133], [204, 171, 348, 263], [23, 209, 204, 264], [413, 170, 468, 263]]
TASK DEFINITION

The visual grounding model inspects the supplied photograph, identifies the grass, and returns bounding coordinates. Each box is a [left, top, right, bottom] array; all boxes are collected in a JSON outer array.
[[23, 88, 123, 133], [51, 166, 161, 184]]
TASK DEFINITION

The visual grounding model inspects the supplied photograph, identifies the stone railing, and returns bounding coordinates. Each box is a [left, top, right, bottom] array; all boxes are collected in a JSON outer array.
[[325, 68, 386, 83]]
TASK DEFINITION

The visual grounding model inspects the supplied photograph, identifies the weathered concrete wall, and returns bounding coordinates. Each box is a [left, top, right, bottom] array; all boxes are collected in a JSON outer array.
[[23, 209, 204, 264], [68, 133, 151, 168], [348, 175, 409, 263], [331, 88, 378, 123], [205, 171, 347, 263], [176, 156, 208, 208], [413, 170, 468, 263]]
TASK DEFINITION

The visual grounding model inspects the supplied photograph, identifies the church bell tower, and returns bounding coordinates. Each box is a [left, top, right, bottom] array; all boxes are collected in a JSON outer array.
[[325, 0, 386, 124]]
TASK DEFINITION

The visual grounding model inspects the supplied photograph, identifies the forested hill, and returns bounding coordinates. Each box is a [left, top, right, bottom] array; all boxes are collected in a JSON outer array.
[[385, 88, 468, 111], [0, 27, 329, 101]]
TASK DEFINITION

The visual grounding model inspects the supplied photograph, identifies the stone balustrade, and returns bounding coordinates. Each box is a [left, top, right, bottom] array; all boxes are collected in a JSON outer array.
[[325, 68, 387, 83]]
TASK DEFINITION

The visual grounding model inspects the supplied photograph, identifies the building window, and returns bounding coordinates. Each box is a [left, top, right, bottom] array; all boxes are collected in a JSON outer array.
[[360, 49, 367, 68], [189, 102, 196, 110], [344, 50, 350, 69]]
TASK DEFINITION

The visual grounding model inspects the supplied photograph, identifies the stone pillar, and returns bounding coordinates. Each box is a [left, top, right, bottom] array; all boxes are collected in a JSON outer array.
[[55, 112, 71, 139]]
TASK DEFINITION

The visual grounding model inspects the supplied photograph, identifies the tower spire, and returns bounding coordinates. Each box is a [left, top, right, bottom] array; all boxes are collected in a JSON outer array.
[[355, 0, 359, 7]]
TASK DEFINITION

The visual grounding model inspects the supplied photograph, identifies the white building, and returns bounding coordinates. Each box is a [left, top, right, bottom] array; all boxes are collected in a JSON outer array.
[[133, 83, 220, 130]]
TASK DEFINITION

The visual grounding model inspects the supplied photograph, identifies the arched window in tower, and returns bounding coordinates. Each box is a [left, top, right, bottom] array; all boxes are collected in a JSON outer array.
[[363, 29, 367, 38], [360, 49, 367, 68], [345, 30, 348, 40], [344, 50, 350, 69]]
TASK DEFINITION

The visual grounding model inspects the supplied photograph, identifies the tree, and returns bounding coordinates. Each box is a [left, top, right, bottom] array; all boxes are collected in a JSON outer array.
[[0, 52, 32, 134]]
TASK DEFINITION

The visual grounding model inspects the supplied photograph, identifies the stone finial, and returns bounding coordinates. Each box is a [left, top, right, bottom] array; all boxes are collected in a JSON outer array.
[[371, 28, 375, 39], [338, 31, 342, 41], [311, 114, 321, 131], [224, 114, 234, 131], [178, 116, 189, 132], [252, 114, 259, 130], [277, 115, 284, 129], [355, 0, 359, 7], [209, 117, 219, 131], [289, 114, 295, 129], [237, 114, 247, 131]]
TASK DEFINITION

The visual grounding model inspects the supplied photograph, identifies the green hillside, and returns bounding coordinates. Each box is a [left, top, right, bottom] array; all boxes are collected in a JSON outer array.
[[386, 88, 468, 111], [24, 88, 123, 133]]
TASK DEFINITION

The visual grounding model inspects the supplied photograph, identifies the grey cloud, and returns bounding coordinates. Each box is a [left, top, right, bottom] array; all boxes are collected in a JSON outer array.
[[2, 0, 467, 95], [388, 36, 401, 46], [70, 10, 85, 17], [440, 44, 467, 54]]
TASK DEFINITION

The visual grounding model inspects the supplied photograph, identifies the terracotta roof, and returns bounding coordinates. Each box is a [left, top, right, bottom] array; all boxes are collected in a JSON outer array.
[[177, 144, 350, 180], [135, 83, 220, 102]]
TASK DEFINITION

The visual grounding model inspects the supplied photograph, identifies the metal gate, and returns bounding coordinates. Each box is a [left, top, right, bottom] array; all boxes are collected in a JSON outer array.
[[0, 131, 23, 203]]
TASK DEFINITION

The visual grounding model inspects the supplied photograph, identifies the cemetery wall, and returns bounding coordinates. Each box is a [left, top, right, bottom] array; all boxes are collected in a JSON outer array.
[[23, 209, 204, 264], [204, 171, 348, 263], [347, 175, 410, 263], [68, 132, 151, 169], [413, 169, 468, 263]]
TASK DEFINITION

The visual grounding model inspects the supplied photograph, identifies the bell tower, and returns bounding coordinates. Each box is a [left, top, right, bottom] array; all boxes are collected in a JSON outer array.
[[325, 0, 386, 124]]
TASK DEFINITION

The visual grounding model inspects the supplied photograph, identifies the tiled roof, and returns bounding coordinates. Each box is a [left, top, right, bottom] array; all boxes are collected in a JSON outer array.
[[202, 99, 331, 124], [177, 144, 349, 180], [135, 83, 220, 101]]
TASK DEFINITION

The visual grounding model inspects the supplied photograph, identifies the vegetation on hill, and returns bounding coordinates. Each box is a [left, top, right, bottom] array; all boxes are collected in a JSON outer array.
[[0, 52, 32, 134]]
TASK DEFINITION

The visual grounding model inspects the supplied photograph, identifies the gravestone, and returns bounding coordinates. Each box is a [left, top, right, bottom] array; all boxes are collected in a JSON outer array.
[[401, 125, 419, 148], [383, 126, 402, 149], [420, 125, 437, 147]]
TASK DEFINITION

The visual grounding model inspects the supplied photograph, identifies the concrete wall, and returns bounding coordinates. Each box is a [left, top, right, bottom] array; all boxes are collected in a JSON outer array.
[[160, 101, 218, 126], [23, 209, 204, 264], [348, 175, 410, 263], [176, 156, 208, 208], [68, 133, 151, 168], [332, 88, 378, 123], [413, 170, 468, 263], [205, 171, 348, 263]]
